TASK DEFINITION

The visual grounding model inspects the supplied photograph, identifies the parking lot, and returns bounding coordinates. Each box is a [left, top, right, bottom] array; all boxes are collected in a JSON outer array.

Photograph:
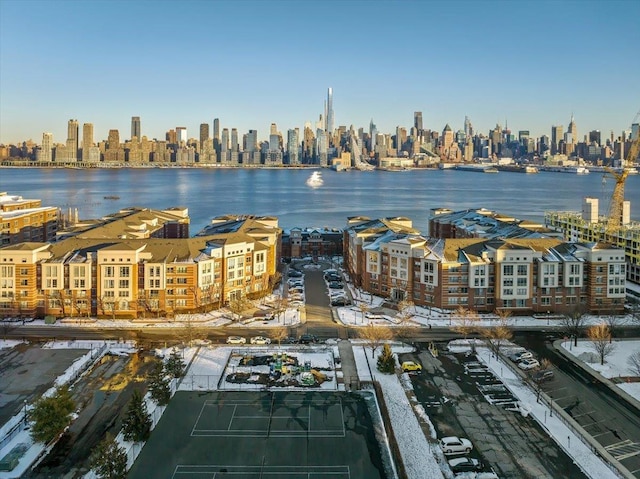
[[401, 344, 589, 479]]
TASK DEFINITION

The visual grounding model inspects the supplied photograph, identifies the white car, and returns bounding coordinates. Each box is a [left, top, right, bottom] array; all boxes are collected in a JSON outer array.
[[440, 436, 473, 455], [518, 358, 540, 370], [226, 336, 246, 345], [250, 336, 271, 345]]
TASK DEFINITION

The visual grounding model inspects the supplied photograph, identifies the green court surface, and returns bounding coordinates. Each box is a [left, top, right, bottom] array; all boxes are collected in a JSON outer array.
[[127, 391, 388, 479]]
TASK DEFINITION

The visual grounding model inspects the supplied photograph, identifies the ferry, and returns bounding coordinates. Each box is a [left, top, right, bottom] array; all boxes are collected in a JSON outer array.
[[306, 171, 324, 188], [496, 165, 539, 174]]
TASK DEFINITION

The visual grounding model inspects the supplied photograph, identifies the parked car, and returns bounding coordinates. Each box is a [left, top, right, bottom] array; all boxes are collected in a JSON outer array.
[[509, 351, 533, 362], [401, 361, 422, 372], [440, 436, 473, 455], [299, 334, 318, 344], [288, 270, 303, 277], [331, 297, 350, 306], [288, 279, 304, 287], [283, 336, 298, 344], [533, 370, 554, 382], [328, 281, 343, 289], [226, 336, 246, 345], [448, 457, 483, 474], [518, 358, 541, 370], [250, 336, 271, 345]]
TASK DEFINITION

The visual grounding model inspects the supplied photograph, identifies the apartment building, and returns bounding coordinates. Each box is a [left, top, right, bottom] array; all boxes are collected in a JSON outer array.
[[281, 227, 343, 259], [344, 218, 626, 315], [0, 216, 281, 320], [0, 192, 59, 246], [57, 206, 191, 240]]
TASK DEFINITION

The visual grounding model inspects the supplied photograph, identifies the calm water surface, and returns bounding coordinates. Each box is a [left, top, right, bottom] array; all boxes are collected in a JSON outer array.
[[1, 167, 639, 234]]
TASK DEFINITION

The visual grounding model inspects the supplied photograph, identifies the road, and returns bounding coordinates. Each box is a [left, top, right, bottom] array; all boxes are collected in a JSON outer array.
[[401, 344, 589, 479], [520, 333, 640, 477]]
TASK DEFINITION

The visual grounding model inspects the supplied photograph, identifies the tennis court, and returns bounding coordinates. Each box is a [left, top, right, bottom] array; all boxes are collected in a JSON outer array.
[[127, 390, 388, 479]]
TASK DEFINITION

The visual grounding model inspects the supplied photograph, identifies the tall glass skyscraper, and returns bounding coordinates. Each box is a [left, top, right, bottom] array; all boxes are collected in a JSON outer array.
[[326, 87, 334, 135]]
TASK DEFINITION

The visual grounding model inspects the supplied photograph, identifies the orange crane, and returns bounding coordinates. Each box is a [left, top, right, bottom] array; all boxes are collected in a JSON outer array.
[[604, 127, 640, 238]]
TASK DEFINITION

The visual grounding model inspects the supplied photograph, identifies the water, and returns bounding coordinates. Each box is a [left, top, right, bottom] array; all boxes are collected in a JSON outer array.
[[1, 167, 639, 234]]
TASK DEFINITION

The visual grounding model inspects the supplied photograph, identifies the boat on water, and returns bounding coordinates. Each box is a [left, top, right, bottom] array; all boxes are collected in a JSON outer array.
[[496, 164, 539, 174], [103, 195, 120, 200], [306, 171, 324, 188], [455, 164, 498, 173], [541, 166, 590, 174]]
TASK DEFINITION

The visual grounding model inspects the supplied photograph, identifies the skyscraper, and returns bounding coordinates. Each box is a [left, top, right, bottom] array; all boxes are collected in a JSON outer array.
[[551, 125, 564, 154], [213, 118, 220, 141], [326, 87, 334, 136], [131, 116, 141, 140], [246, 130, 258, 153], [414, 112, 423, 131], [39, 132, 53, 162], [287, 129, 299, 165], [199, 123, 210, 148], [82, 123, 94, 161], [176, 127, 187, 145], [231, 128, 239, 152], [67, 119, 79, 161]]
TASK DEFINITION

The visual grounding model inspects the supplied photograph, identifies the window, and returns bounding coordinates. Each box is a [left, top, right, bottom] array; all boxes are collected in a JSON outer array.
[[119, 266, 130, 277], [503, 265, 513, 276], [517, 265, 528, 275], [104, 266, 114, 277], [119, 279, 129, 289]]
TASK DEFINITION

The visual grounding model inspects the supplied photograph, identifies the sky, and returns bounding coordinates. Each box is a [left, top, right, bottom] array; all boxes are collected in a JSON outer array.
[[1, 0, 639, 145]]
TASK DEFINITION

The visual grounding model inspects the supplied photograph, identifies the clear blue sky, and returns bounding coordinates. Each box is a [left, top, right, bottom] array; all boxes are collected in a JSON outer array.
[[1, 0, 639, 144]]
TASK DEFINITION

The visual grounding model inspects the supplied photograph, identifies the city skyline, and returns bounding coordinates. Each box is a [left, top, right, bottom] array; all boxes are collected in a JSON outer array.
[[1, 0, 639, 144]]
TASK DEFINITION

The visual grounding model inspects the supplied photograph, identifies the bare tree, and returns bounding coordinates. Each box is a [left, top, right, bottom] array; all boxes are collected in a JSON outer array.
[[450, 307, 480, 340], [358, 302, 370, 325], [604, 311, 619, 343], [627, 351, 640, 376], [359, 324, 393, 358], [272, 326, 288, 346], [587, 323, 615, 366], [228, 295, 250, 322], [397, 299, 415, 322], [562, 304, 587, 347], [482, 312, 513, 356]]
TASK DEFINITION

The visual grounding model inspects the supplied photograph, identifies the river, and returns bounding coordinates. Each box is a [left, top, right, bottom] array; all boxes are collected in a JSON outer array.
[[1, 167, 638, 234]]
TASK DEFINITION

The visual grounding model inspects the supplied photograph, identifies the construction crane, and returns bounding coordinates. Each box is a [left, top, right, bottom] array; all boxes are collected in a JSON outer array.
[[604, 126, 640, 238]]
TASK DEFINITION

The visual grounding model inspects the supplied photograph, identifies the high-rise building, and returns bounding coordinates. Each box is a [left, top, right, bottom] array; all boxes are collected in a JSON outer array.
[[82, 123, 94, 161], [464, 116, 473, 138], [632, 123, 639, 141], [567, 115, 577, 145], [551, 125, 563, 154], [589, 130, 601, 145], [67, 119, 79, 161], [38, 132, 53, 162], [230, 128, 239, 152], [131, 116, 141, 140], [213, 119, 220, 140], [246, 130, 258, 153], [199, 123, 210, 148], [176, 127, 187, 145], [326, 87, 334, 136], [414, 112, 423, 131], [287, 129, 299, 165], [221, 128, 230, 162]]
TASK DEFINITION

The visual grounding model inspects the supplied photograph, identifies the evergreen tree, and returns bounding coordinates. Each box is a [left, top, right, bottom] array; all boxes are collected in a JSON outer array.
[[90, 432, 128, 479], [148, 361, 171, 406], [121, 390, 151, 442], [376, 343, 396, 374], [30, 385, 75, 443], [165, 348, 185, 378]]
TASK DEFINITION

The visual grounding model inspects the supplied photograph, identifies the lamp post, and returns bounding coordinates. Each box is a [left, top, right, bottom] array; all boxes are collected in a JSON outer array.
[[547, 310, 550, 325], [23, 400, 27, 426]]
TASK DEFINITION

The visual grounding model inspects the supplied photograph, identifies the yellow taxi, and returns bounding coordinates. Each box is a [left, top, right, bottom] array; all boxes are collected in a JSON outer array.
[[401, 361, 423, 372]]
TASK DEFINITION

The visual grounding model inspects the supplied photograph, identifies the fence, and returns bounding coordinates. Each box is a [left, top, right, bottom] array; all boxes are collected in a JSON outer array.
[[497, 349, 632, 479]]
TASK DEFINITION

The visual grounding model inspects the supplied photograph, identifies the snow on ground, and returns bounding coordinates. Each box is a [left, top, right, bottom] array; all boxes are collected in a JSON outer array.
[[352, 342, 445, 479], [0, 339, 24, 350], [180, 345, 337, 391], [559, 339, 640, 397], [472, 346, 620, 479], [0, 340, 136, 479]]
